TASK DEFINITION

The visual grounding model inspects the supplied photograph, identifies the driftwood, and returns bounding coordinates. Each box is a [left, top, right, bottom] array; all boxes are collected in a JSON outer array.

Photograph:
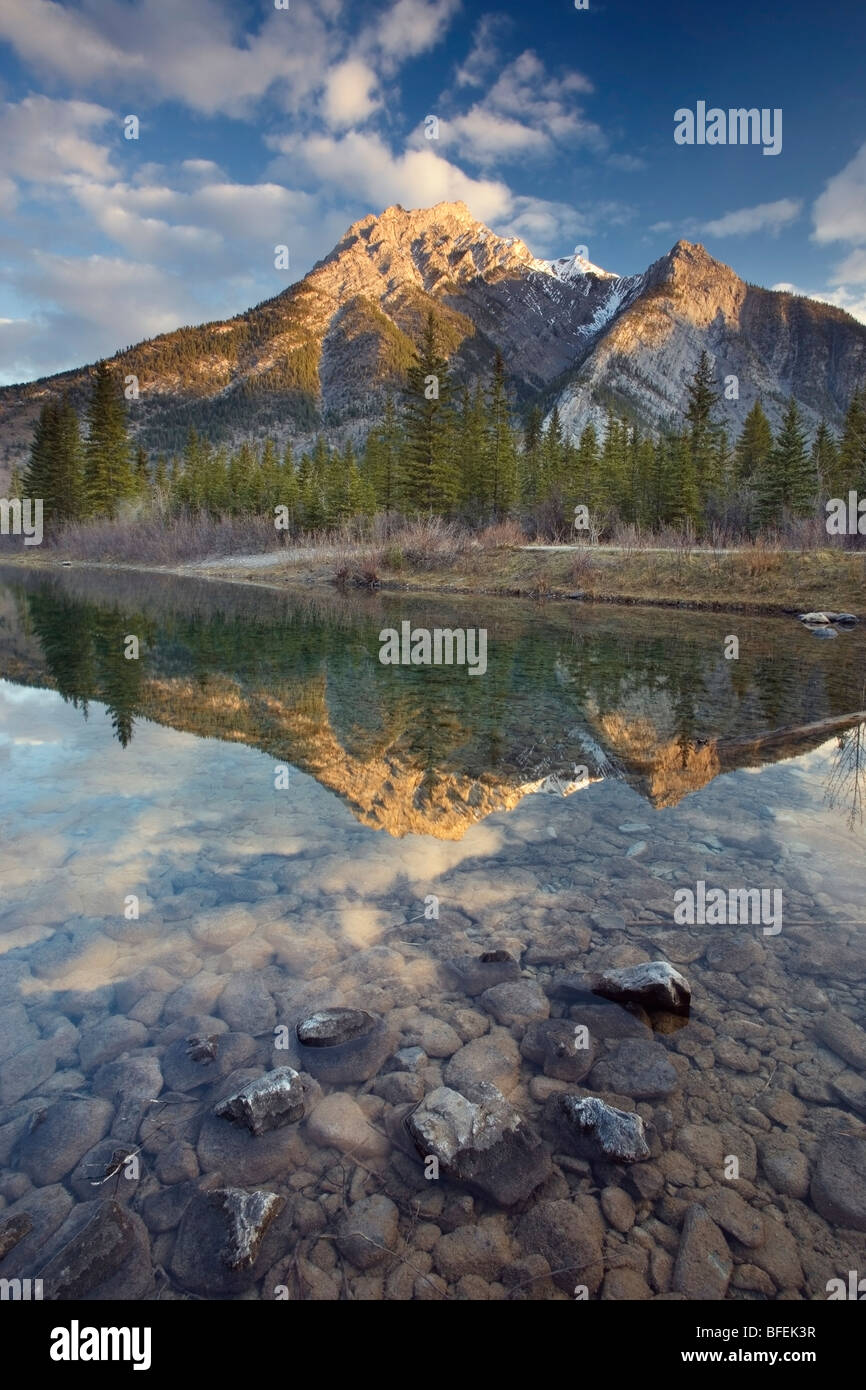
[[716, 711, 866, 766]]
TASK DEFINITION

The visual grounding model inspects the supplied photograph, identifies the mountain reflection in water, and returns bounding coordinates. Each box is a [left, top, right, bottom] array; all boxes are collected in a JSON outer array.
[[0, 565, 863, 838]]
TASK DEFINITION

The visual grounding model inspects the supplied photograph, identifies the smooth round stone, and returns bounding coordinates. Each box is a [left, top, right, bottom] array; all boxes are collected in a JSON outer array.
[[811, 1135, 866, 1231], [296, 1009, 394, 1084], [297, 1009, 376, 1048]]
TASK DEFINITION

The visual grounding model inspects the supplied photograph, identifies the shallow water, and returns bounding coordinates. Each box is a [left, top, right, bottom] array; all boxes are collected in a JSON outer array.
[[0, 565, 864, 1301]]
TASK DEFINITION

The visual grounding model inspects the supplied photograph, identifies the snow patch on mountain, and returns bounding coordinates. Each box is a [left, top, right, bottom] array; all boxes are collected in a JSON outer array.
[[541, 252, 618, 281]]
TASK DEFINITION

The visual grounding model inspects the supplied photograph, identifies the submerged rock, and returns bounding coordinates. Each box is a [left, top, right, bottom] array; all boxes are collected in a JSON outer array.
[[170, 1187, 289, 1294], [213, 1187, 285, 1270], [589, 1037, 679, 1098], [517, 1197, 604, 1294], [37, 1199, 154, 1300], [811, 1134, 866, 1231], [480, 980, 549, 1029], [296, 1008, 393, 1083], [335, 1194, 399, 1269], [0, 1185, 74, 1278], [405, 1082, 552, 1207], [445, 950, 521, 997], [545, 1094, 650, 1162], [214, 1067, 308, 1135], [162, 1030, 257, 1092], [305, 1091, 389, 1159], [672, 1204, 733, 1299], [16, 1095, 114, 1186], [592, 961, 691, 1016], [520, 1019, 596, 1082], [0, 1212, 32, 1260]]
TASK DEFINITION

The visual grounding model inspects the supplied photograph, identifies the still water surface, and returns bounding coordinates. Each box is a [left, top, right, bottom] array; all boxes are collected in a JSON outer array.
[[0, 566, 864, 1300]]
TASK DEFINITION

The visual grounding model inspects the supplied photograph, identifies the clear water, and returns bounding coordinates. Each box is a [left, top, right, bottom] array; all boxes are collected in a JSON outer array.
[[0, 565, 864, 1301]]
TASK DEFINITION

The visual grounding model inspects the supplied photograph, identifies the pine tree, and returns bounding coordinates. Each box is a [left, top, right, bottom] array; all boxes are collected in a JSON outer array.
[[757, 399, 815, 524], [734, 399, 773, 487], [23, 395, 84, 528], [258, 438, 281, 512], [684, 351, 721, 510], [23, 400, 56, 510], [599, 411, 628, 515], [645, 434, 674, 527], [542, 406, 564, 499], [838, 387, 866, 491], [455, 383, 487, 511], [365, 396, 401, 513], [811, 419, 841, 494], [521, 405, 544, 504], [484, 352, 518, 517], [227, 441, 257, 513], [668, 430, 699, 526], [133, 444, 150, 496], [401, 311, 456, 513], [277, 443, 300, 527], [83, 362, 133, 517], [575, 423, 600, 514]]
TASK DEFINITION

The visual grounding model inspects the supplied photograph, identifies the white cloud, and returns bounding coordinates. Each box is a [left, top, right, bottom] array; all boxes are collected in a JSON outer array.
[[436, 108, 550, 164], [0, 0, 464, 121], [322, 59, 381, 129], [795, 144, 866, 321], [497, 196, 589, 252], [0, 0, 135, 85], [368, 0, 461, 66], [0, 96, 116, 184], [813, 143, 866, 246], [0, 252, 210, 379], [0, 0, 339, 118], [0, 176, 17, 214], [432, 48, 603, 169], [700, 198, 802, 237], [455, 14, 511, 88], [269, 130, 512, 224], [831, 246, 866, 284]]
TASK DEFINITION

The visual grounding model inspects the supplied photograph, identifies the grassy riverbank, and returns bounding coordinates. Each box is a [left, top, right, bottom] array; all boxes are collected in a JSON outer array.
[[2, 514, 864, 614]]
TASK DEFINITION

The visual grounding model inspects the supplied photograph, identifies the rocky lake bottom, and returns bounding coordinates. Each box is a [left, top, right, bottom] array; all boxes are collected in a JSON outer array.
[[0, 567, 864, 1301]]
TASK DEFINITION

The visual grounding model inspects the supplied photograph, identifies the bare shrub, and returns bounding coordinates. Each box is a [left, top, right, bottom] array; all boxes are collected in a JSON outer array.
[[569, 549, 596, 587], [48, 511, 279, 565], [474, 518, 527, 549]]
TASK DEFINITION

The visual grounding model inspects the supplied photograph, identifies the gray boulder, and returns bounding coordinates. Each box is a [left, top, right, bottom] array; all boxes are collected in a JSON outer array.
[[405, 1082, 552, 1207], [545, 1093, 650, 1162], [214, 1067, 309, 1135]]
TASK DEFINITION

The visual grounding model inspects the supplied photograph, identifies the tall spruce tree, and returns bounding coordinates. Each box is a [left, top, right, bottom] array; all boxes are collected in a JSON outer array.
[[757, 398, 814, 524], [24, 395, 84, 527], [684, 351, 721, 509], [521, 405, 544, 504], [838, 386, 866, 491], [811, 419, 841, 493], [401, 311, 456, 513], [734, 399, 773, 487], [484, 352, 518, 517], [83, 362, 133, 517], [575, 423, 600, 514], [365, 396, 401, 513]]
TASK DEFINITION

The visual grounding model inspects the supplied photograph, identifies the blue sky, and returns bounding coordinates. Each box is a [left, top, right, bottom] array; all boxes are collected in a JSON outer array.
[[0, 0, 864, 384]]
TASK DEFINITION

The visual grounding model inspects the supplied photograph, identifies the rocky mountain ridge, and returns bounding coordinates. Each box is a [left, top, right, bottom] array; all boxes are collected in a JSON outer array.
[[1, 200, 864, 477]]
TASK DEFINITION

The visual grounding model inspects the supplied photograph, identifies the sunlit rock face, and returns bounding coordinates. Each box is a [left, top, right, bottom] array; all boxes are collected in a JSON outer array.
[[1, 204, 864, 477]]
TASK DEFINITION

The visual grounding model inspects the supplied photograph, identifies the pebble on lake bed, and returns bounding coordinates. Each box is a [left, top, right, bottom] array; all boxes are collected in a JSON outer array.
[[214, 1067, 309, 1135]]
